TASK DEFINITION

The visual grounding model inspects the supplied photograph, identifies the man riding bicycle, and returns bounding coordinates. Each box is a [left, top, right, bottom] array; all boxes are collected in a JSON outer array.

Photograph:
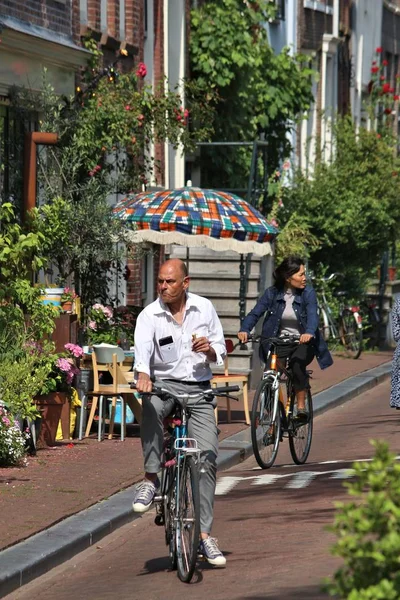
[[132, 258, 227, 567]]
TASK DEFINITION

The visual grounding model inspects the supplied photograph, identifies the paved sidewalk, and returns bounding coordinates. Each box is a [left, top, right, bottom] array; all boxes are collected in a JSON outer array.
[[0, 351, 393, 597]]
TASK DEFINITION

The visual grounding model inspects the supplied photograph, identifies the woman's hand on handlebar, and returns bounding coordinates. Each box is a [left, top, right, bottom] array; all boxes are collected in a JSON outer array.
[[300, 333, 314, 344], [237, 331, 248, 344], [136, 373, 153, 394]]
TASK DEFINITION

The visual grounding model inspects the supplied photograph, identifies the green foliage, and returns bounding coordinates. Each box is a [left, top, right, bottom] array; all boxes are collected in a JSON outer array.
[[9, 42, 214, 311], [190, 0, 315, 194], [325, 441, 400, 599], [281, 118, 400, 292]]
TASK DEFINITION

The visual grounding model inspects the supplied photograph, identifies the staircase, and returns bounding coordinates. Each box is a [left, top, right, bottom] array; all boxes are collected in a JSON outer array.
[[167, 246, 274, 388]]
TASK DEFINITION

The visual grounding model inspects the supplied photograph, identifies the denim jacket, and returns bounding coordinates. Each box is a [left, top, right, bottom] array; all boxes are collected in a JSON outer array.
[[240, 284, 333, 370]]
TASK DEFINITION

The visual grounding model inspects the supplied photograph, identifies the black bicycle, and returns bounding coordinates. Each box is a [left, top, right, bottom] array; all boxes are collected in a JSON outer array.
[[250, 336, 313, 469], [150, 382, 239, 582]]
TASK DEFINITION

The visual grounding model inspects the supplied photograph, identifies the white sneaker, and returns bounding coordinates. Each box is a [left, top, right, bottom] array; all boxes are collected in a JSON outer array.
[[132, 479, 159, 513], [198, 537, 226, 567]]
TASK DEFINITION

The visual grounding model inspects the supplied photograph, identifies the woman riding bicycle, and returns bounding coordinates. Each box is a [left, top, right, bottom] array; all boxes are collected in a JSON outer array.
[[238, 256, 333, 420]]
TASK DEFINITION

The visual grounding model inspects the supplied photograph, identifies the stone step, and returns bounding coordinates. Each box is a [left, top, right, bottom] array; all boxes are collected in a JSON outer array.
[[187, 261, 261, 276], [210, 297, 258, 313], [170, 246, 262, 261], [189, 273, 260, 294]]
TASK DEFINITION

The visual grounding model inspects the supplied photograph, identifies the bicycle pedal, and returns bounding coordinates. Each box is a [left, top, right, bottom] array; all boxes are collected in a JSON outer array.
[[153, 494, 163, 503]]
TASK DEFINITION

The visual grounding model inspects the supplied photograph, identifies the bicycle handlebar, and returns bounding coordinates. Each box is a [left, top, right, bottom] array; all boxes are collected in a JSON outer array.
[[131, 381, 240, 402]]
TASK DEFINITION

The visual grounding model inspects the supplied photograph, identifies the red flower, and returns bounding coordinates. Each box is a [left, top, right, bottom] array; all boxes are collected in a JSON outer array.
[[389, 87, 395, 93], [371, 66, 379, 74], [376, 47, 383, 53], [382, 83, 391, 93], [372, 60, 377, 65], [384, 107, 392, 114], [394, 95, 400, 101], [380, 76, 386, 81], [377, 133, 381, 138], [135, 62, 147, 78], [383, 59, 389, 66]]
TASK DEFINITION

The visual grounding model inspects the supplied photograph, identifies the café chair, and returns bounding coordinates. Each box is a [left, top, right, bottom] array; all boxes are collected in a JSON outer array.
[[211, 338, 250, 425]]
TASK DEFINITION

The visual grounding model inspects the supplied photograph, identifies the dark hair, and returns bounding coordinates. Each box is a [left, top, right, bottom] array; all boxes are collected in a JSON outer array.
[[273, 256, 305, 289]]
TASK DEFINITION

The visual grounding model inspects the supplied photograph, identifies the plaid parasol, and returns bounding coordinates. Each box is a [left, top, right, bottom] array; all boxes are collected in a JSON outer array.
[[113, 187, 278, 256]]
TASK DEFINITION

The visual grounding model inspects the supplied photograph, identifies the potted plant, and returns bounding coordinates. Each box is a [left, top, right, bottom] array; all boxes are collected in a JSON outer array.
[[60, 287, 78, 313], [34, 342, 83, 446], [85, 303, 118, 345], [0, 406, 31, 467]]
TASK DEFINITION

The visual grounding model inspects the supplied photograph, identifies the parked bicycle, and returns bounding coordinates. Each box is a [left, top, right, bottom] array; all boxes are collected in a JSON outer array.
[[144, 382, 239, 583], [249, 335, 313, 469], [313, 273, 363, 359]]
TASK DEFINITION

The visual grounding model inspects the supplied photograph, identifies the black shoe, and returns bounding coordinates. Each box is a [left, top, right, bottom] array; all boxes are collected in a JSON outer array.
[[296, 410, 309, 423]]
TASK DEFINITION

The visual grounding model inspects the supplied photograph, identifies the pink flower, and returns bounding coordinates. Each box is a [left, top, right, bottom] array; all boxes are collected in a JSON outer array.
[[2, 417, 10, 426], [184, 109, 189, 118], [88, 320, 97, 330], [103, 306, 113, 319], [56, 357, 73, 373], [136, 62, 147, 78], [282, 160, 291, 171], [65, 343, 84, 358], [125, 105, 131, 111]]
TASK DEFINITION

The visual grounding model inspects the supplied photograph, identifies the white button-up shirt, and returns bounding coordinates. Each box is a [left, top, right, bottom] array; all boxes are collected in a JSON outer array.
[[134, 292, 226, 382]]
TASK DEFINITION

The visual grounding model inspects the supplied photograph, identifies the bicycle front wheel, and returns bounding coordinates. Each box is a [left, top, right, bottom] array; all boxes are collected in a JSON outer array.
[[289, 387, 313, 465], [176, 455, 200, 583], [163, 466, 177, 570], [339, 309, 363, 359], [251, 379, 281, 469]]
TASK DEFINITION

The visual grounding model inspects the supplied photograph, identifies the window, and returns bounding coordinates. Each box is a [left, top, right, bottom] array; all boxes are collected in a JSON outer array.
[[270, 0, 285, 21], [0, 102, 37, 212]]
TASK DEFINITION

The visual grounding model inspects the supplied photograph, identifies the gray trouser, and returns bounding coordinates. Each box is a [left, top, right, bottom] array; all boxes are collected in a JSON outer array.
[[140, 379, 218, 534]]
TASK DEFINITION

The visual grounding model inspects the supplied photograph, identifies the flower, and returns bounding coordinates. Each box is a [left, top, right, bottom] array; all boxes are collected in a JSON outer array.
[[136, 62, 147, 78], [64, 343, 84, 358], [383, 59, 389, 66], [376, 47, 383, 53], [382, 83, 391, 94], [371, 66, 379, 74], [0, 408, 30, 467], [61, 288, 78, 303]]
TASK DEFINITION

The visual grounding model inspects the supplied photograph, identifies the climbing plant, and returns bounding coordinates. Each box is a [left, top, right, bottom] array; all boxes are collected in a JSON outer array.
[[190, 0, 315, 206]]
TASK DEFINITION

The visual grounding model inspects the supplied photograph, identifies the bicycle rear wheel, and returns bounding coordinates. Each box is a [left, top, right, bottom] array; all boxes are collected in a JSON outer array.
[[289, 387, 313, 465], [318, 307, 330, 342], [339, 309, 363, 359], [176, 455, 200, 583], [251, 379, 281, 469]]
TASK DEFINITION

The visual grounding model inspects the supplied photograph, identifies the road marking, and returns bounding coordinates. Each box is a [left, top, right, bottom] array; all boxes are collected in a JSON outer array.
[[215, 467, 354, 495]]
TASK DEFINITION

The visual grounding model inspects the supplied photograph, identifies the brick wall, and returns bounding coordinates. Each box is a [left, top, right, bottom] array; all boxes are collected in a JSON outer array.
[[299, 7, 333, 50], [0, 0, 72, 37]]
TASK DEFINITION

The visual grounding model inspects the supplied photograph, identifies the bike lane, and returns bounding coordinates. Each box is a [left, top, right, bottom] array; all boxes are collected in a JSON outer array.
[[5, 379, 398, 600]]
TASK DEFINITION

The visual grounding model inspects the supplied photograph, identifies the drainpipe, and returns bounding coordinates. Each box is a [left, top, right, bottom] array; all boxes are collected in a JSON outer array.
[[163, 0, 170, 188]]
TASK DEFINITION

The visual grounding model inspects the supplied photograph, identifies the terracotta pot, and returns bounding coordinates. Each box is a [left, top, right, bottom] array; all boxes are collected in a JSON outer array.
[[35, 392, 68, 447], [61, 300, 73, 313]]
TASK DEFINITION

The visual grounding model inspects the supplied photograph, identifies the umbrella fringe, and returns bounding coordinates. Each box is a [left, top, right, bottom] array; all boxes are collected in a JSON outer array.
[[125, 229, 273, 256]]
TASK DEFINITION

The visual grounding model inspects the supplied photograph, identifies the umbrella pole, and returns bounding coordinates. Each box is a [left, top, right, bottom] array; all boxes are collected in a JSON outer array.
[[239, 254, 246, 324]]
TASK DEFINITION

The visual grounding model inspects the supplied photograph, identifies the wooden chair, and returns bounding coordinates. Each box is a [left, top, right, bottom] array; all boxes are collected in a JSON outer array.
[[79, 346, 142, 441], [211, 339, 250, 425]]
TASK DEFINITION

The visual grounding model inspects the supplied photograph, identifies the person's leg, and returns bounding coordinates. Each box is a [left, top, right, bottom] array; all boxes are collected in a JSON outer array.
[[289, 343, 315, 412], [186, 384, 226, 566], [132, 386, 174, 512]]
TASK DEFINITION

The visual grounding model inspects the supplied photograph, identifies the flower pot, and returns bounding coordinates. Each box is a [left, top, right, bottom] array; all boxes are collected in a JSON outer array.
[[388, 266, 397, 281], [35, 392, 68, 447], [61, 300, 73, 313]]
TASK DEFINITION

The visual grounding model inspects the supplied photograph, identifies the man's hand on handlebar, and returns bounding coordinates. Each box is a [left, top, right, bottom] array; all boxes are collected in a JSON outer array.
[[136, 373, 153, 394]]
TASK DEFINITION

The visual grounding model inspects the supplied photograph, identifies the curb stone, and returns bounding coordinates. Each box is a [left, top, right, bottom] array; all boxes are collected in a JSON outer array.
[[0, 361, 392, 598]]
